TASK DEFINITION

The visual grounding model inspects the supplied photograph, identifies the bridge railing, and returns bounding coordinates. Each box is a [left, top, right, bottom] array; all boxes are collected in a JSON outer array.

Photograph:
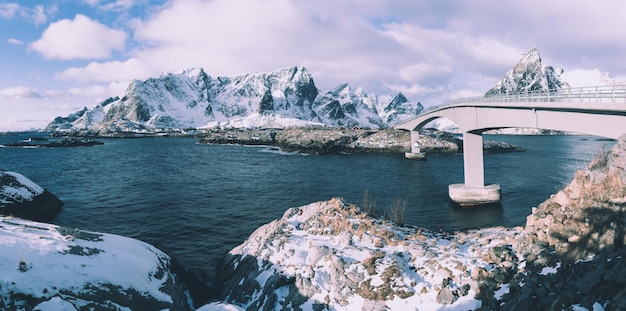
[[422, 85, 626, 115]]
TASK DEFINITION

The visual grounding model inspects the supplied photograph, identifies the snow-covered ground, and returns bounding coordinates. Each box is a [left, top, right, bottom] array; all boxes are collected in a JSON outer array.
[[0, 215, 187, 310], [212, 198, 523, 310]]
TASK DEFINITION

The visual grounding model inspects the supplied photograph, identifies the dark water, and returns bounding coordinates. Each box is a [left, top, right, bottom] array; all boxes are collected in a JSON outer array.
[[0, 133, 614, 281]]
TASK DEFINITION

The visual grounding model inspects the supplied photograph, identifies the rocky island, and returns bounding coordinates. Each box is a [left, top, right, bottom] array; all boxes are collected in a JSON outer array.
[[198, 127, 523, 155]]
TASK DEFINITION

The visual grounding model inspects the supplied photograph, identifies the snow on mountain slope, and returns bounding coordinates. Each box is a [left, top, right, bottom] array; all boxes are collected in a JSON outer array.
[[378, 92, 424, 125], [47, 67, 421, 134], [313, 83, 385, 128], [485, 46, 566, 95], [561, 68, 626, 88]]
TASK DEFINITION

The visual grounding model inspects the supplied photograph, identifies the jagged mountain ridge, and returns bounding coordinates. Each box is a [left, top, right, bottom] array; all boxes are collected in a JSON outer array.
[[485, 46, 566, 96], [46, 66, 423, 133]]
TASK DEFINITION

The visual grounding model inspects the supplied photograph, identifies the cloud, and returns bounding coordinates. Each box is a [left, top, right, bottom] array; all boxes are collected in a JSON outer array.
[[0, 3, 19, 19], [0, 86, 44, 99], [7, 38, 24, 45], [0, 3, 53, 25], [124, 0, 413, 92], [30, 14, 127, 60], [83, 0, 145, 11], [42, 0, 626, 110], [68, 81, 130, 98], [56, 58, 152, 83]]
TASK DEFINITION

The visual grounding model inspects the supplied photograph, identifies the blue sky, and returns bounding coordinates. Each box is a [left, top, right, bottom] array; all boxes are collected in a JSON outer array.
[[1, 0, 626, 131]]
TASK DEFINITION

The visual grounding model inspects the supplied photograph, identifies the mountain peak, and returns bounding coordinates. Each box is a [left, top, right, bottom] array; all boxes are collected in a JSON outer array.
[[46, 66, 421, 133], [486, 46, 564, 95]]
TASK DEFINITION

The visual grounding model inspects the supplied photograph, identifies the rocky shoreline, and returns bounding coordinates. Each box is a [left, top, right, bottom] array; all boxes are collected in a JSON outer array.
[[198, 127, 524, 155], [3, 133, 625, 310], [206, 134, 626, 310]]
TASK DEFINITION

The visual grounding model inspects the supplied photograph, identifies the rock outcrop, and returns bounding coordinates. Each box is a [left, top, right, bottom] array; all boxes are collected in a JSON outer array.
[[0, 171, 63, 221], [214, 198, 522, 310], [0, 216, 190, 310], [486, 135, 626, 310], [200, 128, 523, 155]]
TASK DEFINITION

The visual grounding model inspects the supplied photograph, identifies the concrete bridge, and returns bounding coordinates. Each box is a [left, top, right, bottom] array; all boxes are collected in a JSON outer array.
[[394, 86, 626, 205]]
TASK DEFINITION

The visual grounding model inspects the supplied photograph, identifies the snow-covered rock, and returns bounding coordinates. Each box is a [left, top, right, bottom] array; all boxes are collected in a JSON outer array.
[[0, 171, 63, 221], [214, 198, 521, 310], [46, 67, 422, 134], [486, 46, 566, 96], [0, 216, 190, 310]]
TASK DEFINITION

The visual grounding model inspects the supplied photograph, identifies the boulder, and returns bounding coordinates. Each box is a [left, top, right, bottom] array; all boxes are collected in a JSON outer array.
[[0, 171, 63, 221], [0, 216, 190, 310]]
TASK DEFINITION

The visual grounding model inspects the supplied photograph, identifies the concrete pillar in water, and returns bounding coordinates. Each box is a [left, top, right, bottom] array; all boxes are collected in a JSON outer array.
[[448, 131, 501, 206], [405, 130, 426, 160], [463, 131, 484, 187]]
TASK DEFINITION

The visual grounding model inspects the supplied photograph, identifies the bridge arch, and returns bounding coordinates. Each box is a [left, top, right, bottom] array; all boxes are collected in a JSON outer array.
[[394, 86, 626, 205]]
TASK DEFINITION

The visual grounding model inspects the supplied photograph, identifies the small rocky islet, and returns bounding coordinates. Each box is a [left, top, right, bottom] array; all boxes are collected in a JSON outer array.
[[197, 127, 524, 155]]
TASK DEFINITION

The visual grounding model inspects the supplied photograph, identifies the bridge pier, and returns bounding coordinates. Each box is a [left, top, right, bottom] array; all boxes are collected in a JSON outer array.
[[449, 132, 501, 206], [405, 130, 426, 160]]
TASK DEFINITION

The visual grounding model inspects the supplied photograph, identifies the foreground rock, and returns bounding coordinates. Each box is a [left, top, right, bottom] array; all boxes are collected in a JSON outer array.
[[0, 171, 63, 221], [213, 198, 521, 310], [0, 216, 190, 310], [200, 128, 523, 155], [487, 134, 626, 310]]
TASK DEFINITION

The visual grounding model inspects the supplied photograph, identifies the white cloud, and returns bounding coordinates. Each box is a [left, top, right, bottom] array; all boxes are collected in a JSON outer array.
[[68, 81, 129, 98], [0, 2, 19, 19], [7, 38, 24, 45], [0, 3, 53, 25], [30, 5, 47, 25], [30, 14, 127, 60], [385, 83, 444, 98], [83, 0, 145, 11], [0, 86, 43, 99], [56, 58, 152, 83]]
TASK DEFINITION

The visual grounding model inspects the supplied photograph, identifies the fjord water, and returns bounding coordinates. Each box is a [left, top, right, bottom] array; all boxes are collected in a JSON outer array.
[[0, 133, 613, 280]]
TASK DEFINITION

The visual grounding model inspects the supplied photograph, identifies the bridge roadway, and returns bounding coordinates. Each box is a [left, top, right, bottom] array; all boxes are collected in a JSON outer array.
[[394, 86, 626, 205]]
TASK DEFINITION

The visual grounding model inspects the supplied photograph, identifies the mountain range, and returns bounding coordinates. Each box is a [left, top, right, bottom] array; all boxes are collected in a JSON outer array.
[[47, 47, 625, 134], [46, 66, 422, 134]]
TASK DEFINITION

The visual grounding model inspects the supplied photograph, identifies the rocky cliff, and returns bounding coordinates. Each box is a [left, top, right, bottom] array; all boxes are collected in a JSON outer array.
[[46, 67, 422, 135]]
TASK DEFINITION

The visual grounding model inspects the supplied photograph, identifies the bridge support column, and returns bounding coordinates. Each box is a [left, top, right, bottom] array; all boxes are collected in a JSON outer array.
[[448, 131, 501, 206], [405, 130, 426, 160]]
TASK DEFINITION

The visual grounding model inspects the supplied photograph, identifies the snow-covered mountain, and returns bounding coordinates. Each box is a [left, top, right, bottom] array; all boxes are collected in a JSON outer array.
[[561, 68, 626, 88], [46, 66, 422, 134], [480, 46, 626, 135], [486, 46, 566, 96]]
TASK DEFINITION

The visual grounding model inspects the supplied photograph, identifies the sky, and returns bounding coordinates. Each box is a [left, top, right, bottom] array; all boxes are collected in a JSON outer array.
[[1, 0, 626, 131]]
